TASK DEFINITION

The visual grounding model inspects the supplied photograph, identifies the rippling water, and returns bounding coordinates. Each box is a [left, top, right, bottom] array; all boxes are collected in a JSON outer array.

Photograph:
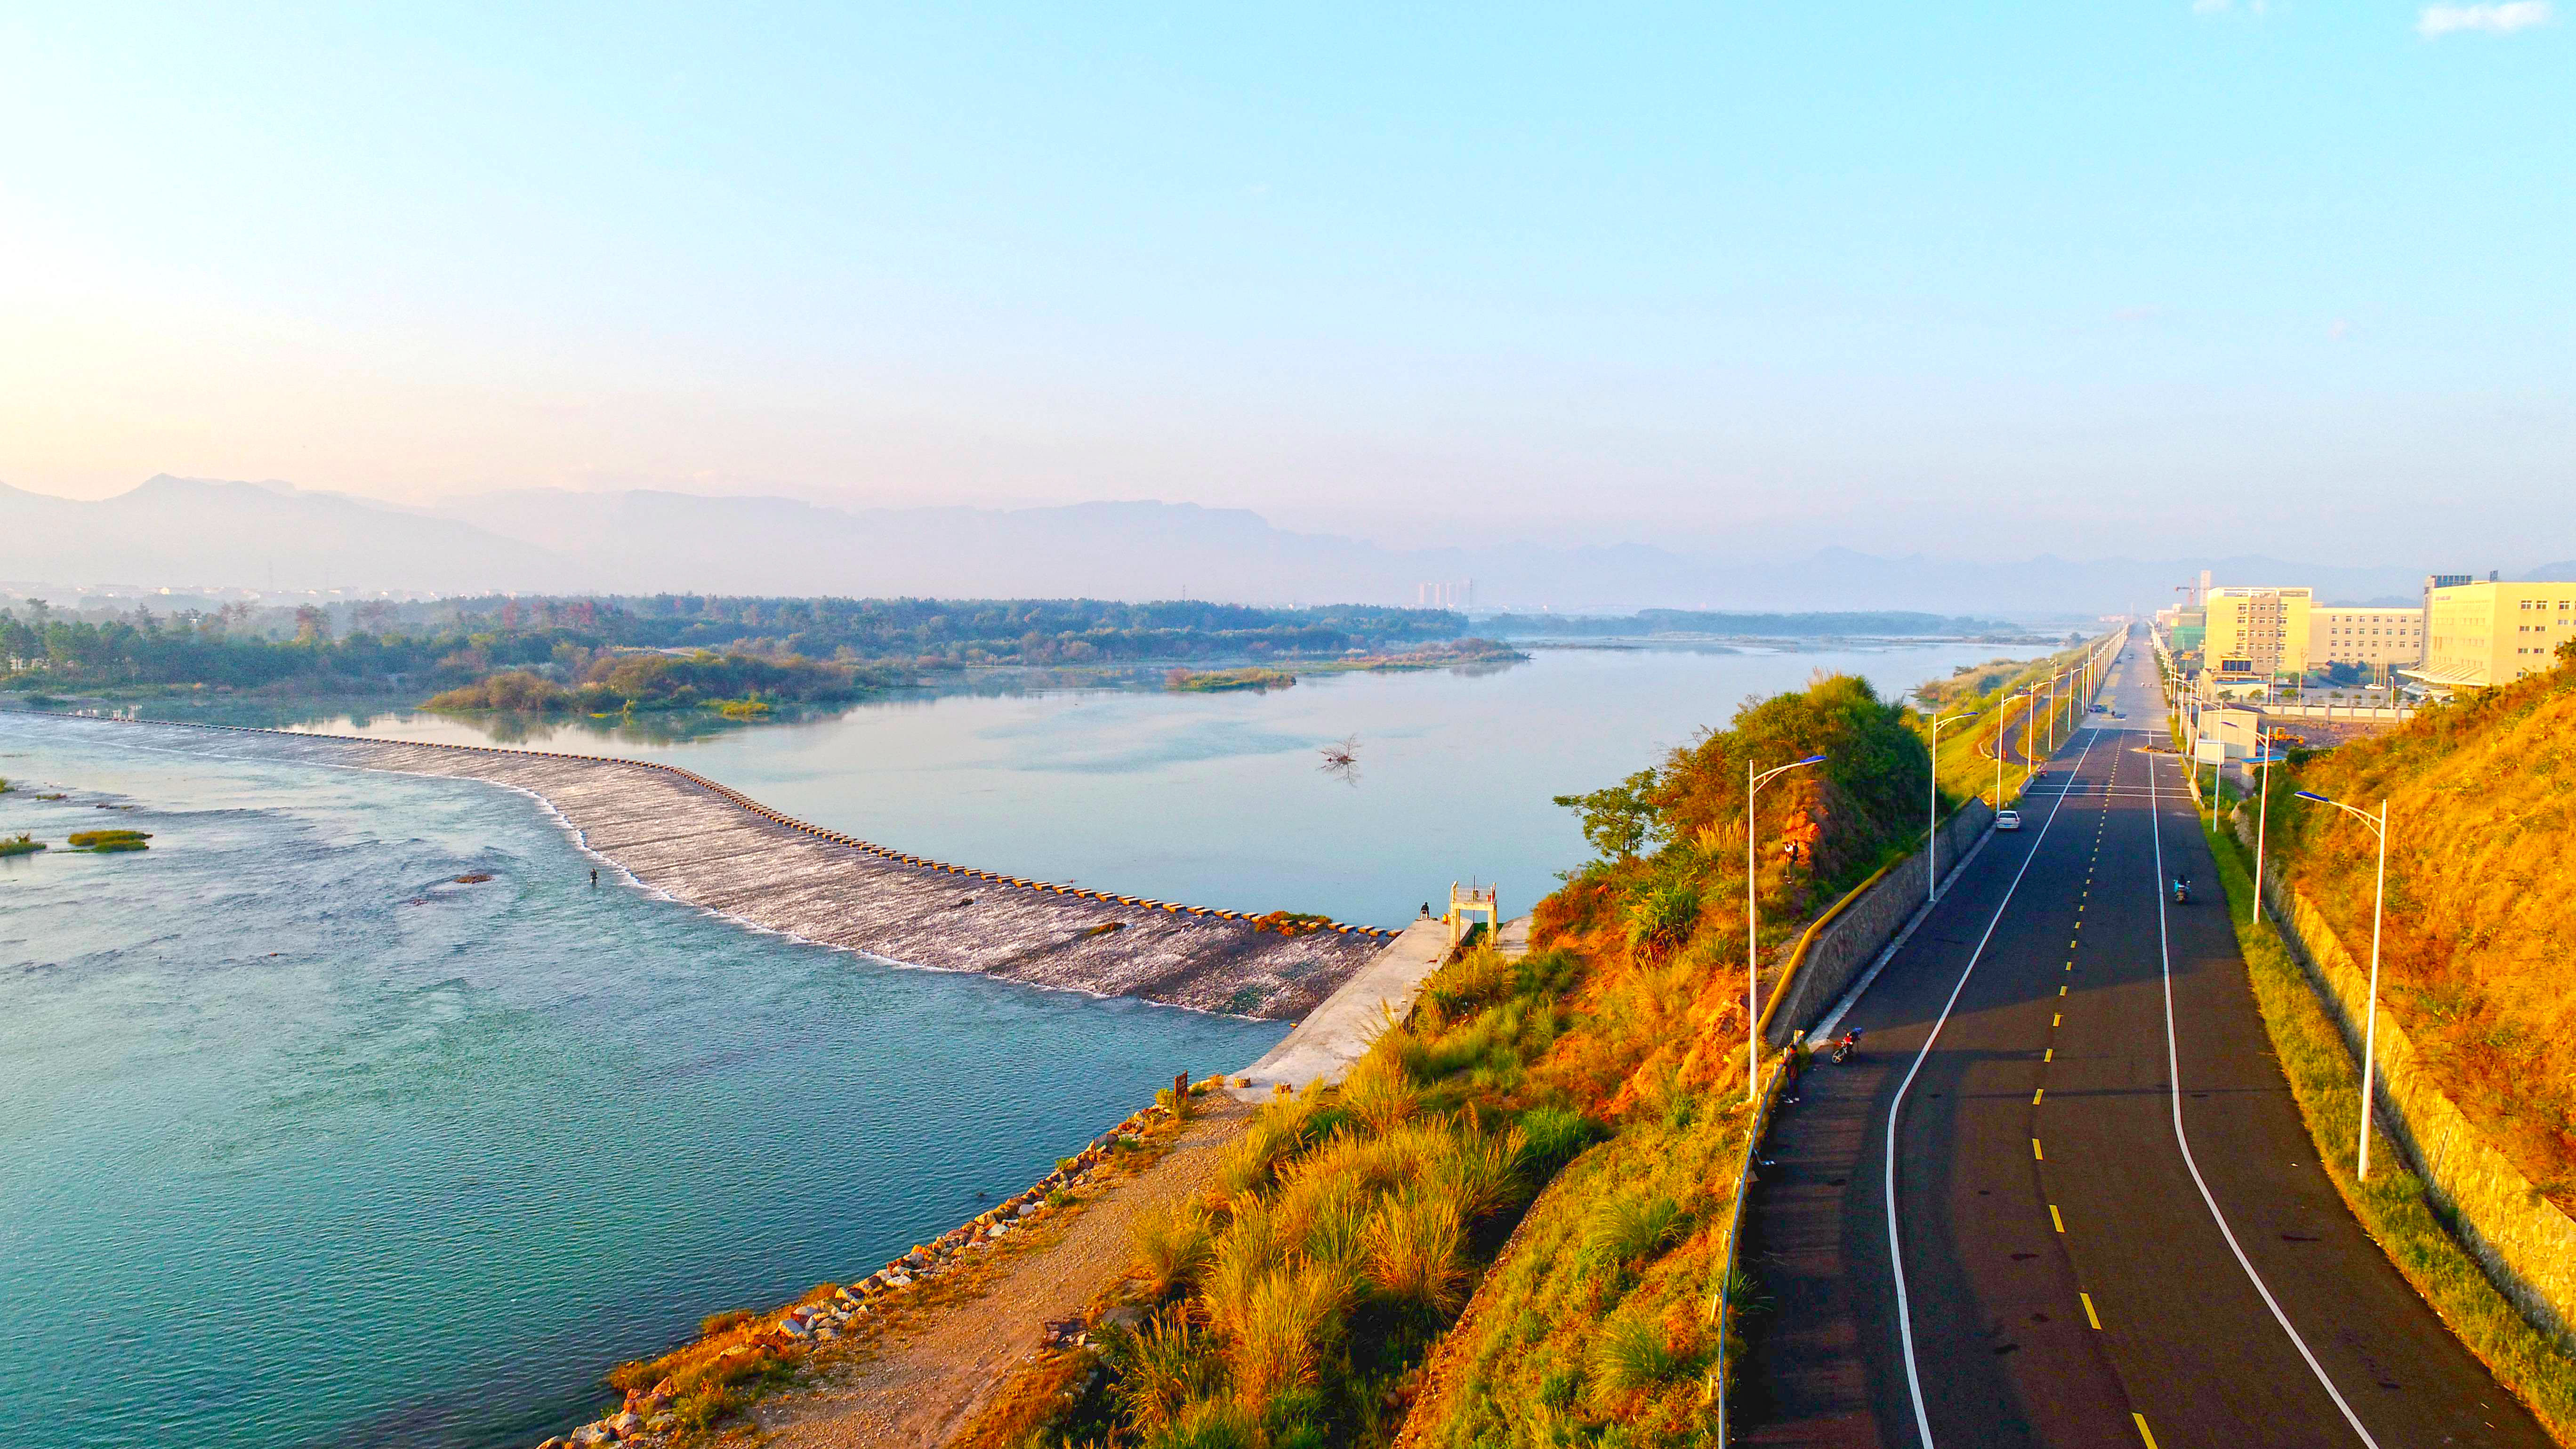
[[0, 724, 1285, 1449]]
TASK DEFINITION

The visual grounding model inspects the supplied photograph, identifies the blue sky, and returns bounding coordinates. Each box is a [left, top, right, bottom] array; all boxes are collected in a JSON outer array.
[[2, 3, 2568, 565]]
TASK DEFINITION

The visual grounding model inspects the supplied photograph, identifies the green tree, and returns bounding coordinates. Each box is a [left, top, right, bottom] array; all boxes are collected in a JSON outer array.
[[1553, 769, 1661, 864]]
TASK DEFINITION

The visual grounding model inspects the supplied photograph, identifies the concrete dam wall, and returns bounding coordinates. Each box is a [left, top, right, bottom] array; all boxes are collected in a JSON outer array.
[[48, 714, 1388, 1019]]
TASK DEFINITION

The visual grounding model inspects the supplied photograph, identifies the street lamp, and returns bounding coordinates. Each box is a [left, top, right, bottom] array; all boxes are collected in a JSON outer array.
[[1997, 689, 2032, 806], [2245, 751, 2288, 924], [1747, 752, 1827, 1103], [2293, 789, 2390, 1180], [1926, 713, 1974, 903]]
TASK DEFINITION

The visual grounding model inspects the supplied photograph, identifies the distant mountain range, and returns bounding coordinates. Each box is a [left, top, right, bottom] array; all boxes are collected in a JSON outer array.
[[0, 475, 2547, 618]]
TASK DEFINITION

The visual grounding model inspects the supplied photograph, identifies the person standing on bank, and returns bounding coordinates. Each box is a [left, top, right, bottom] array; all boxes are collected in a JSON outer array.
[[1784, 1030, 1811, 1103]]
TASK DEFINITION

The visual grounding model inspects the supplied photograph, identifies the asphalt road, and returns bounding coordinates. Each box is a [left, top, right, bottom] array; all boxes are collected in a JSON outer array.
[[1739, 641, 2548, 1448]]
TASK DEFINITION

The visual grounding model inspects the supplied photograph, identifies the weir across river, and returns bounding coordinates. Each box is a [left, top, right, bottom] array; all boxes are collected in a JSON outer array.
[[47, 714, 1391, 1019]]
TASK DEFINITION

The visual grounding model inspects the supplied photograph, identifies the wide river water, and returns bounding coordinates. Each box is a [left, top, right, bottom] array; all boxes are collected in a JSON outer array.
[[0, 641, 2037, 1449]]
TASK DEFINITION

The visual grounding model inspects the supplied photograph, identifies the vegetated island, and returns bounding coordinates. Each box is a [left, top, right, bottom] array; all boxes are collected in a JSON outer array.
[[66, 829, 150, 853], [1163, 639, 1526, 692], [1479, 608, 2032, 642], [0, 594, 1501, 724], [0, 832, 43, 857]]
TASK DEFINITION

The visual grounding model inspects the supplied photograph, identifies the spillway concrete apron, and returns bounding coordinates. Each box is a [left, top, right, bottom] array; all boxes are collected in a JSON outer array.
[[16, 713, 1387, 1020], [1233, 913, 1532, 1098], [1741, 641, 2549, 1448]]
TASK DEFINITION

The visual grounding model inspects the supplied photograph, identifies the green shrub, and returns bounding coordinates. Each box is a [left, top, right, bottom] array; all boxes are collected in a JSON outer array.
[[1515, 1106, 1597, 1179], [1592, 1315, 1689, 1391], [1622, 882, 1700, 959], [0, 833, 43, 857], [1582, 1193, 1685, 1275]]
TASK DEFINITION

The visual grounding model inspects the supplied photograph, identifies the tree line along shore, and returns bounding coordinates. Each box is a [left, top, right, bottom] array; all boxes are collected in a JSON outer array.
[[1, 593, 2036, 726]]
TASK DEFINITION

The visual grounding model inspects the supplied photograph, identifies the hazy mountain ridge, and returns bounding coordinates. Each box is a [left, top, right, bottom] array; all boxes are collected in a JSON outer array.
[[0, 475, 2507, 615]]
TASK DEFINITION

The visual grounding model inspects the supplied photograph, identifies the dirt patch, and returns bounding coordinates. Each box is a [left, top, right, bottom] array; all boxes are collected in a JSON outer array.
[[751, 1097, 1255, 1448]]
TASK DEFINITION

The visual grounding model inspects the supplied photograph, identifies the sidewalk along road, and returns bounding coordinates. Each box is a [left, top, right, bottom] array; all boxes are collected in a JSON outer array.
[[1737, 638, 2549, 1448]]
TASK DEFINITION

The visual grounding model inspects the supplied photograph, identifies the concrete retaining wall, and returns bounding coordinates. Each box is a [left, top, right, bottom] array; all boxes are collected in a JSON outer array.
[[1762, 799, 1994, 1046], [2242, 811, 2576, 1350]]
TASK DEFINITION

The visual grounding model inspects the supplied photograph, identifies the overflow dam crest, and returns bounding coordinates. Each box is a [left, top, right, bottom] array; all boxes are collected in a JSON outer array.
[[49, 714, 1391, 1019]]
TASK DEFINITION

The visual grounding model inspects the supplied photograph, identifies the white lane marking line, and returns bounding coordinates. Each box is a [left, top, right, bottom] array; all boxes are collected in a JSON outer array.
[[1884, 725, 2102, 1449], [2148, 742, 2382, 1447]]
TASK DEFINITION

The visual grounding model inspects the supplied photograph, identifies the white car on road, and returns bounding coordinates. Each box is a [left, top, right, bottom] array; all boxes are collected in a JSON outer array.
[[1995, 809, 2022, 831]]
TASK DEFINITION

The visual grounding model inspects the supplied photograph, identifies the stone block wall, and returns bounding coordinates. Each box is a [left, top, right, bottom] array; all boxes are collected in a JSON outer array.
[[1763, 799, 1993, 1046]]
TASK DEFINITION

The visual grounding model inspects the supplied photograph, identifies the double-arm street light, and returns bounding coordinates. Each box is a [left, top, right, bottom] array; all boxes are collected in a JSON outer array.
[[1997, 689, 2032, 806], [2245, 751, 2288, 924], [1927, 713, 1974, 903], [1747, 752, 1827, 1103], [2292, 789, 2391, 1180]]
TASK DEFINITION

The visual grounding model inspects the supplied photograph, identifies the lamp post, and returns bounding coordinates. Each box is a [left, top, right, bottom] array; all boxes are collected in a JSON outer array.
[[1927, 713, 1973, 903], [2292, 789, 2390, 1180], [1997, 689, 2031, 806], [1747, 752, 1827, 1103], [2245, 751, 2287, 924], [2023, 683, 2038, 789]]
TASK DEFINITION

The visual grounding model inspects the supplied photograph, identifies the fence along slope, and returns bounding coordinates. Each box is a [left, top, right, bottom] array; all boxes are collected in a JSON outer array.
[[50, 713, 1386, 1019]]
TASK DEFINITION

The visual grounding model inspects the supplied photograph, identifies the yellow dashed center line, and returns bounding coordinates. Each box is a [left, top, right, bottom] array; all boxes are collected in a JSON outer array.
[[2033, 1087, 2045, 1104], [2032, 1138, 2044, 1159], [2044, 1048, 2053, 1062], [2082, 1291, 2102, 1329], [2133, 1413, 2159, 1448], [2053, 1014, 2061, 1026], [2060, 984, 2068, 996], [2050, 1204, 2065, 1232]]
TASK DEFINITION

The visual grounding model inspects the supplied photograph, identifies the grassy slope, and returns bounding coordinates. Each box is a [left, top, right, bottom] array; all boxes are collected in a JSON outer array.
[[2205, 818, 2576, 1443], [2268, 644, 2576, 1210], [993, 674, 1933, 1449]]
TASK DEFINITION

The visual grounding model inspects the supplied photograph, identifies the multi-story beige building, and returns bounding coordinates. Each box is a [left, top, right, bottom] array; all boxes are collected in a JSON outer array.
[[2204, 587, 2312, 680], [2407, 580, 2576, 694], [2308, 604, 2423, 679]]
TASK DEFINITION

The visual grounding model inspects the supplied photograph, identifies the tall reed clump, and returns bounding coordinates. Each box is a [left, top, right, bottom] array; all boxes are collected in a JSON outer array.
[[1053, 944, 1578, 1449]]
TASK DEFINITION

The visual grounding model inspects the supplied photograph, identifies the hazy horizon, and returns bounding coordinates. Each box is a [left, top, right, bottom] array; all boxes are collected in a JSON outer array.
[[5, 6, 2571, 571]]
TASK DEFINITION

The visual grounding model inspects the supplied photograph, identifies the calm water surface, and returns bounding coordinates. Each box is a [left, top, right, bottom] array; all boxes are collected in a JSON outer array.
[[274, 644, 2041, 927], [0, 642, 2034, 1449]]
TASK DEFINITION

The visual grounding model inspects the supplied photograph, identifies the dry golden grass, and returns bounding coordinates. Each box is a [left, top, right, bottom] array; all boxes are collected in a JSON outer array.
[[2278, 646, 2576, 1208]]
